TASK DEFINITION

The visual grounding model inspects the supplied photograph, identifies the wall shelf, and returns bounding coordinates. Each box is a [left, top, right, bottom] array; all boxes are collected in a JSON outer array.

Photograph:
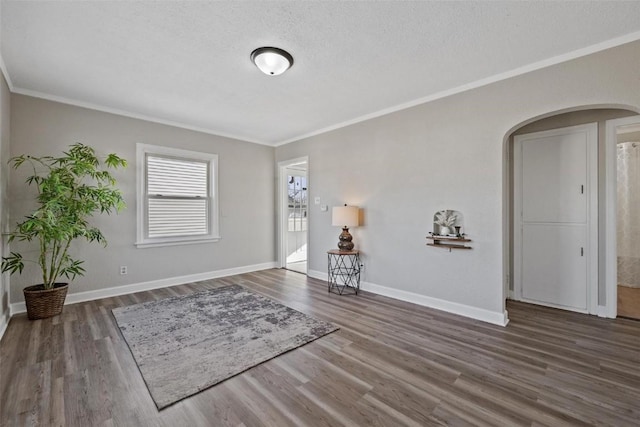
[[426, 235, 472, 251]]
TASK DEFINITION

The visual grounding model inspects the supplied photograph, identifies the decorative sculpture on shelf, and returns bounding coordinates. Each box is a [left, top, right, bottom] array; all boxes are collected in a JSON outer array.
[[427, 210, 471, 251], [433, 209, 462, 236]]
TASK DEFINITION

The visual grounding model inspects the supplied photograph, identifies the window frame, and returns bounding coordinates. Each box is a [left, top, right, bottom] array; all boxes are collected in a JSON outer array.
[[136, 143, 220, 248]]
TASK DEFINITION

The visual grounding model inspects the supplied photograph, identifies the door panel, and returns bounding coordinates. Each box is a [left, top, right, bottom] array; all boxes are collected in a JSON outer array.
[[522, 133, 587, 223], [522, 224, 587, 310], [514, 123, 597, 314]]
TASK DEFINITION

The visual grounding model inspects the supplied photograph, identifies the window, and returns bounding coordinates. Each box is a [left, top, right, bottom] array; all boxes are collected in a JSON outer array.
[[287, 174, 307, 232], [136, 144, 219, 248]]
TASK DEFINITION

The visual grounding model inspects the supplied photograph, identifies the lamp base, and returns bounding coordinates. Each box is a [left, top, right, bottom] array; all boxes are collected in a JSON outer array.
[[337, 227, 354, 251]]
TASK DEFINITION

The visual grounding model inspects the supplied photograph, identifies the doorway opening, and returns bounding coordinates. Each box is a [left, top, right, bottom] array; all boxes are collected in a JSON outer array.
[[503, 107, 640, 319], [278, 157, 308, 275], [615, 123, 640, 319]]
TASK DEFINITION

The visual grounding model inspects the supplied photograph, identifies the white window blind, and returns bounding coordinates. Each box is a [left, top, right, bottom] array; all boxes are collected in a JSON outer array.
[[136, 144, 219, 248], [146, 155, 209, 238]]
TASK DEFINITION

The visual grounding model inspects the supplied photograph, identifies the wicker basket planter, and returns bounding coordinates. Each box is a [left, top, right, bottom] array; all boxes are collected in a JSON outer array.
[[23, 283, 69, 320]]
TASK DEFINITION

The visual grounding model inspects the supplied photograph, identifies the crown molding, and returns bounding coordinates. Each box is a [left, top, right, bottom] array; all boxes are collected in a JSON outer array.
[[274, 30, 640, 147], [4, 28, 640, 148], [11, 87, 272, 146], [0, 53, 14, 91]]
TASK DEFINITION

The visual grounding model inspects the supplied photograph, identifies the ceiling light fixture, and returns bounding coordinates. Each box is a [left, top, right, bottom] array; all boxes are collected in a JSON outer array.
[[250, 47, 294, 76]]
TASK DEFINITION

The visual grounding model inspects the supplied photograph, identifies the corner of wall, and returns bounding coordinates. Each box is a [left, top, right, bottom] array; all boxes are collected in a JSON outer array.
[[0, 67, 12, 340]]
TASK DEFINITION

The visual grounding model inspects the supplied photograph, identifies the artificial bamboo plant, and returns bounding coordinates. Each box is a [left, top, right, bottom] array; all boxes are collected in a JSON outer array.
[[1, 143, 126, 289]]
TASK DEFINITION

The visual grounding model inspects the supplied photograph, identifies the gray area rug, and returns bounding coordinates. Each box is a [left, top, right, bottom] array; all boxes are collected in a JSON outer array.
[[112, 284, 338, 409]]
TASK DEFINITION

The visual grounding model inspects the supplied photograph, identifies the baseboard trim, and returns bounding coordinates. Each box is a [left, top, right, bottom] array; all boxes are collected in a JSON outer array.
[[0, 313, 10, 342], [10, 262, 278, 315], [307, 269, 327, 282], [308, 269, 509, 326], [597, 304, 614, 318]]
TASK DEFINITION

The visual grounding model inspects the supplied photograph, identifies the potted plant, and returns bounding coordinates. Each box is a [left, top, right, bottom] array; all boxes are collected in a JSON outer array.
[[1, 143, 126, 319]]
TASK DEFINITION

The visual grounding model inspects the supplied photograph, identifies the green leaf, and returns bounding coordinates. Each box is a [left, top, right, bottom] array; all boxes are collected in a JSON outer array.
[[1, 252, 25, 275], [5, 143, 127, 284]]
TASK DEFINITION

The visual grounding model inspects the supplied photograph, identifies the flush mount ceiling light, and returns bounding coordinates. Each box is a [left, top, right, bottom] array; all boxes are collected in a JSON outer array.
[[250, 47, 294, 76]]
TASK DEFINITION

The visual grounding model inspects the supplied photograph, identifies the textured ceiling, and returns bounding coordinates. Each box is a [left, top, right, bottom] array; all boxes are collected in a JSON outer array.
[[2, 1, 640, 145]]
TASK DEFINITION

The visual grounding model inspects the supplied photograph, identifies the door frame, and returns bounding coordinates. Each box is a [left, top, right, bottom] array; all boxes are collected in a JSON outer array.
[[277, 156, 309, 270], [513, 123, 598, 314], [604, 115, 640, 318]]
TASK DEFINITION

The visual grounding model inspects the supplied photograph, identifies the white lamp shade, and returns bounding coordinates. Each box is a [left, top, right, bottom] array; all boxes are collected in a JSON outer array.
[[251, 48, 293, 76], [332, 206, 359, 227]]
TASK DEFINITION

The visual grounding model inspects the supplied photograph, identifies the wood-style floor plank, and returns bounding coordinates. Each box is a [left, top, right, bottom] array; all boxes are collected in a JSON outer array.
[[1, 268, 639, 426]]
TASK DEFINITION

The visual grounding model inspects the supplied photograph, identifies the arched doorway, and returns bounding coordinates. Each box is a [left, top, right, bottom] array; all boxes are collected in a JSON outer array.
[[502, 107, 639, 316]]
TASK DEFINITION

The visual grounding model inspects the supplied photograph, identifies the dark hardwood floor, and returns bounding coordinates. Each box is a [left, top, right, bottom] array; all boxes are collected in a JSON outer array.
[[1, 269, 639, 426]]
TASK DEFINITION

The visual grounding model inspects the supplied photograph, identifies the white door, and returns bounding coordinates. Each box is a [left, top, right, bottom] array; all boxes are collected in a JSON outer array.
[[514, 123, 598, 313], [277, 157, 309, 274], [285, 169, 308, 274]]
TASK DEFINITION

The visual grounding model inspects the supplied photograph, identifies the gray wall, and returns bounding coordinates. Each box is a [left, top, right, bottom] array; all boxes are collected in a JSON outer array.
[[5, 40, 640, 320], [275, 40, 640, 317], [0, 71, 10, 328], [8, 95, 276, 303]]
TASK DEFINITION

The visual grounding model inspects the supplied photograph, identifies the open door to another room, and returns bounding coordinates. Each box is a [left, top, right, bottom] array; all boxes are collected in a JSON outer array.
[[615, 120, 640, 319], [278, 158, 308, 275]]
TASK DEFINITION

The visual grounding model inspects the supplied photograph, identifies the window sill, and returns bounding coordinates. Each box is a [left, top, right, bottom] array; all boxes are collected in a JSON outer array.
[[135, 236, 221, 249]]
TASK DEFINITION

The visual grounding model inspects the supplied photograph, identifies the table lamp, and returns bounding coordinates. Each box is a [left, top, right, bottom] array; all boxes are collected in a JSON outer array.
[[332, 205, 359, 251]]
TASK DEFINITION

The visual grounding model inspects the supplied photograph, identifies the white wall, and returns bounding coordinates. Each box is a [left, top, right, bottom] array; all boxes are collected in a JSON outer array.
[[275, 40, 640, 323], [8, 95, 276, 303], [0, 70, 10, 332]]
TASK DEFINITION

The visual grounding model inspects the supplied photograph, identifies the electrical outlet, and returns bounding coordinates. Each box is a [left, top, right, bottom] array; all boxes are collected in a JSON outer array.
[[120, 266, 128, 275]]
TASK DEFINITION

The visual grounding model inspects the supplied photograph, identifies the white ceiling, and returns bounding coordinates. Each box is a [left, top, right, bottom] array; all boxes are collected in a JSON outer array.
[[2, 1, 640, 146]]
